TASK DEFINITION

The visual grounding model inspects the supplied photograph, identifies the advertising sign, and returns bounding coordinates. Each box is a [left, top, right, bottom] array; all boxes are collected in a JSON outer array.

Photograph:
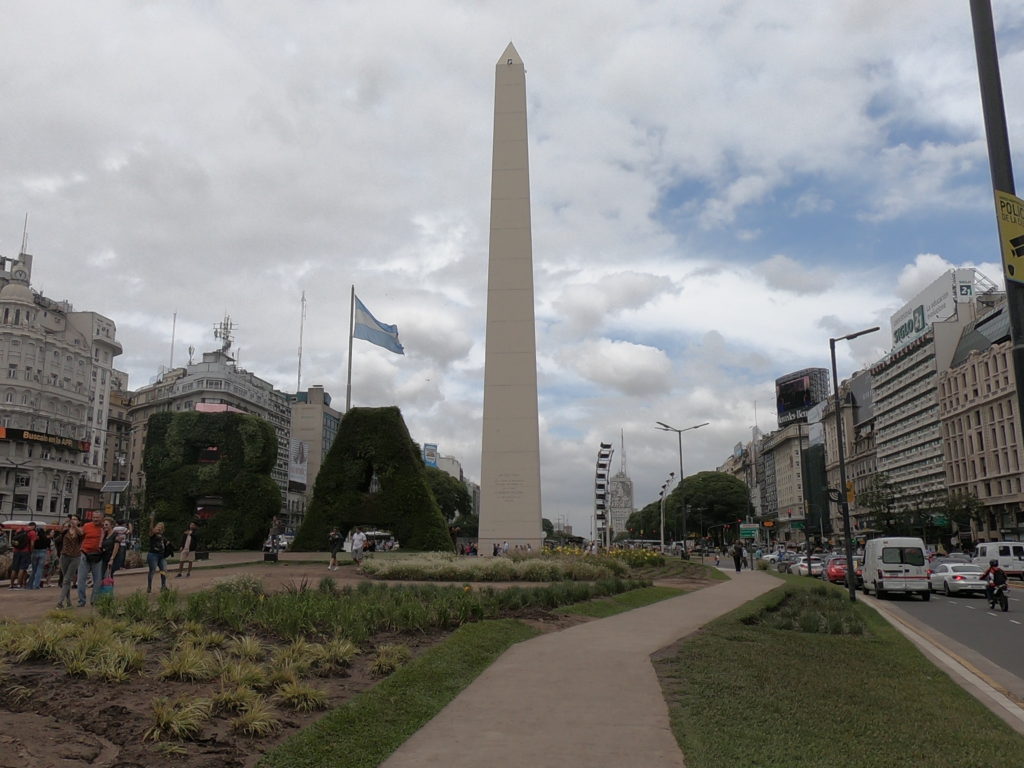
[[889, 268, 976, 350], [288, 439, 308, 485], [0, 426, 90, 452], [995, 190, 1024, 284], [423, 443, 438, 467]]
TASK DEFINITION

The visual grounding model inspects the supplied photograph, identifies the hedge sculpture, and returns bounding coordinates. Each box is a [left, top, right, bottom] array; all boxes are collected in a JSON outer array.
[[143, 411, 280, 550], [294, 406, 452, 551]]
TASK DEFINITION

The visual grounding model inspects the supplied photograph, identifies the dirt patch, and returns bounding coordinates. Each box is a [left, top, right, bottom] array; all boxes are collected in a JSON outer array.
[[2, 626, 450, 768]]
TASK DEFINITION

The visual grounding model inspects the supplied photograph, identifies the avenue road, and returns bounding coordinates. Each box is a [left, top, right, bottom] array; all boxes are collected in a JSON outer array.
[[881, 586, 1024, 680]]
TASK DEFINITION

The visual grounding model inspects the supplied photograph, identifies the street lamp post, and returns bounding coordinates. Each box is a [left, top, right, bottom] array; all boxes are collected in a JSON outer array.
[[830, 326, 880, 602], [659, 472, 675, 551], [655, 421, 709, 556]]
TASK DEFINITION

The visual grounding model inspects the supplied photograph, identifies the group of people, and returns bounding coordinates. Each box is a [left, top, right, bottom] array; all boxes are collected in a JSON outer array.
[[5, 516, 201, 607]]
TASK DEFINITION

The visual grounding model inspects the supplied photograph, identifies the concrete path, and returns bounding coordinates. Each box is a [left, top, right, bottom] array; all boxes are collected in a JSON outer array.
[[382, 570, 777, 768]]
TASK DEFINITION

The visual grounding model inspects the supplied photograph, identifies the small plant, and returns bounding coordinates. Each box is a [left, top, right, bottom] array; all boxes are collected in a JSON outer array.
[[316, 637, 358, 673], [266, 665, 300, 689], [212, 684, 260, 714], [273, 681, 329, 712], [143, 697, 212, 742], [158, 644, 217, 682], [154, 742, 188, 757], [119, 621, 163, 643], [218, 658, 268, 689], [369, 643, 412, 677], [226, 634, 265, 661], [6, 684, 33, 704], [231, 696, 282, 738], [272, 638, 317, 674]]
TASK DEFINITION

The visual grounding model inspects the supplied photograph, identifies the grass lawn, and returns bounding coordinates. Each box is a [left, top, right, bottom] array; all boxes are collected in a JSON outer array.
[[558, 585, 685, 618], [258, 619, 539, 768], [656, 579, 1024, 768]]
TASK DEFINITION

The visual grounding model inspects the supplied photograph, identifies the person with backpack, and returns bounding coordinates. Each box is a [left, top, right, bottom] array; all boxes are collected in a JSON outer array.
[[29, 524, 51, 589], [8, 524, 33, 589], [76, 514, 106, 607]]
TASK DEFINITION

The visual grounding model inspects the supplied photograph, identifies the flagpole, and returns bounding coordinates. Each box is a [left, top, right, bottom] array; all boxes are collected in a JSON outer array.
[[346, 285, 355, 412]]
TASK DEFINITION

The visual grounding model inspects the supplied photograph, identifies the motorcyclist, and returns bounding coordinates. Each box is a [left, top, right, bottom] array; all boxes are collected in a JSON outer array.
[[982, 559, 1008, 606]]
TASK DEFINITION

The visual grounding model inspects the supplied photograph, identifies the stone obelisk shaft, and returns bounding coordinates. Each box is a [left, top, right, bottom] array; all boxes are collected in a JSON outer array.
[[478, 42, 542, 554]]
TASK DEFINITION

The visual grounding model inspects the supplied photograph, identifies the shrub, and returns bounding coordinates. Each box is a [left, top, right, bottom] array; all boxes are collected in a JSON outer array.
[[273, 681, 329, 712], [231, 696, 282, 738], [370, 643, 412, 677], [144, 697, 212, 742], [158, 644, 217, 682]]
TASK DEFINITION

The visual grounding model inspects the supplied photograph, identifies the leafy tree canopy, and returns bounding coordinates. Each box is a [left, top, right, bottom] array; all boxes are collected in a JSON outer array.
[[423, 465, 472, 523]]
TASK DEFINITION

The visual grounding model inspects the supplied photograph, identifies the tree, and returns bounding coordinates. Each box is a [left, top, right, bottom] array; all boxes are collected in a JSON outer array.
[[625, 501, 661, 539], [542, 517, 554, 538], [423, 466, 472, 523], [668, 471, 750, 540], [452, 513, 479, 537]]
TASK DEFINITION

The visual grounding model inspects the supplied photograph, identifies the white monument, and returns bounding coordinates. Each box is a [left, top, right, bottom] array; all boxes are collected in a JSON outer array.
[[478, 43, 543, 554]]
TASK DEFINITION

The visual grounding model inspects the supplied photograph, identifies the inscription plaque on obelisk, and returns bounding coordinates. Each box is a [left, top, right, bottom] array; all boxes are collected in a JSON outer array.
[[478, 42, 543, 554]]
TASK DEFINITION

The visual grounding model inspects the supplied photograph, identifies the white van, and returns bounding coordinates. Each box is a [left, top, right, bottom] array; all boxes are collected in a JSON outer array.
[[861, 536, 930, 600], [972, 542, 1024, 579]]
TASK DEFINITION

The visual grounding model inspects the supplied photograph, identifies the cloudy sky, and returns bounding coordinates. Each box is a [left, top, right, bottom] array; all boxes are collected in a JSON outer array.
[[1, 1, 1021, 536]]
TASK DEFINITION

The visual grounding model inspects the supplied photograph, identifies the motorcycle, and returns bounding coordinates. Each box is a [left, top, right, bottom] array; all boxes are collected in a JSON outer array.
[[988, 581, 1010, 612]]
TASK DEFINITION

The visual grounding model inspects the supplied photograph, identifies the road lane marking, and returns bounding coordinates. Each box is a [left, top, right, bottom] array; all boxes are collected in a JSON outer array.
[[1011, 620, 1021, 625], [965, 605, 976, 609]]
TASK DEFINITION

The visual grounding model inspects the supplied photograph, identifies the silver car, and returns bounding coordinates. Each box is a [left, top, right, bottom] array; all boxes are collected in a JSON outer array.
[[928, 563, 987, 596]]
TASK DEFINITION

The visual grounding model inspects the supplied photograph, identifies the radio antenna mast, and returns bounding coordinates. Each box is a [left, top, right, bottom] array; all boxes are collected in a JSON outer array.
[[20, 213, 29, 254], [169, 311, 177, 368], [297, 290, 306, 393]]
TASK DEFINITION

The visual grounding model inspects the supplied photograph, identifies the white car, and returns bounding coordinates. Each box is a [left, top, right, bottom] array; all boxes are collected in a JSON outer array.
[[789, 557, 823, 576], [928, 563, 987, 596], [762, 551, 788, 564]]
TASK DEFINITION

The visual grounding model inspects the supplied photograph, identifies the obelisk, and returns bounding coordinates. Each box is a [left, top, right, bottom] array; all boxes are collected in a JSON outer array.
[[478, 42, 543, 555]]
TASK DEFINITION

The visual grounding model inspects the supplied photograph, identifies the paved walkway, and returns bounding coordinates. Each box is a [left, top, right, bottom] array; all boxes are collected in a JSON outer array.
[[381, 569, 777, 768]]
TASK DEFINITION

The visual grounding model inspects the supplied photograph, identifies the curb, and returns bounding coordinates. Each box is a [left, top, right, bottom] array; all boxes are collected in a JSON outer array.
[[865, 595, 1024, 736]]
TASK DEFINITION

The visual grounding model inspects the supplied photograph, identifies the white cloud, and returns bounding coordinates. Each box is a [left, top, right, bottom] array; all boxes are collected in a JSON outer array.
[[561, 339, 672, 396]]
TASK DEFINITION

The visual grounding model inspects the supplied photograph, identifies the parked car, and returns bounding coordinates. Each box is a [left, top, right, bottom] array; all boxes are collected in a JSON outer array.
[[775, 553, 801, 573], [789, 557, 823, 577], [822, 556, 861, 585], [928, 563, 987, 596]]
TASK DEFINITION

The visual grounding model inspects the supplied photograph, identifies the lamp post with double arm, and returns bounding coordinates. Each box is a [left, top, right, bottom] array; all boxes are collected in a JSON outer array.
[[655, 421, 709, 556]]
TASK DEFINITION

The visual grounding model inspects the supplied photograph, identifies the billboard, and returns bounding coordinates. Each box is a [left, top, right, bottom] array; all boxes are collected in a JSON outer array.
[[775, 368, 829, 426], [288, 439, 308, 485], [423, 443, 438, 467], [890, 268, 976, 350]]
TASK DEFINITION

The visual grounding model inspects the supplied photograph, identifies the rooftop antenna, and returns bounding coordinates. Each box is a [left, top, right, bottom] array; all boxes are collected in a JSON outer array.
[[20, 213, 28, 254], [297, 290, 306, 393], [187, 345, 195, 365], [169, 311, 177, 368], [620, 428, 627, 475], [213, 312, 237, 355]]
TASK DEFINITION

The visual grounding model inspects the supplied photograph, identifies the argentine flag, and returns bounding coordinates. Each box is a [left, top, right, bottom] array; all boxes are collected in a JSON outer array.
[[353, 295, 404, 355]]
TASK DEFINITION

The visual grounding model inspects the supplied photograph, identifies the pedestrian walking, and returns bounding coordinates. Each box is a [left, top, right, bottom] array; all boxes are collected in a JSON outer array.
[[29, 523, 49, 589], [175, 522, 199, 578], [328, 527, 342, 570], [147, 522, 171, 593], [732, 542, 743, 573], [56, 515, 82, 609], [350, 527, 367, 570]]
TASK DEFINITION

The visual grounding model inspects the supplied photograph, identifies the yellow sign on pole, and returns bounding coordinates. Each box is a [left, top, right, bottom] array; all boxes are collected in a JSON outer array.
[[995, 189, 1024, 283]]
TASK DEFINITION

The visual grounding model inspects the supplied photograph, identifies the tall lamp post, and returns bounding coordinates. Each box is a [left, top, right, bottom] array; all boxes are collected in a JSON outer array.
[[655, 421, 709, 556], [830, 326, 880, 602], [659, 472, 675, 551]]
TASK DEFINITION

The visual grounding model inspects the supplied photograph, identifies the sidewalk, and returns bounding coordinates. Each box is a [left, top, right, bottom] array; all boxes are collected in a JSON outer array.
[[381, 569, 777, 768]]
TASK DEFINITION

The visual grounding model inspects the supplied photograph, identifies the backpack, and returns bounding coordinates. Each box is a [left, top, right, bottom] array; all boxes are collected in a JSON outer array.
[[34, 530, 50, 550], [11, 530, 28, 549]]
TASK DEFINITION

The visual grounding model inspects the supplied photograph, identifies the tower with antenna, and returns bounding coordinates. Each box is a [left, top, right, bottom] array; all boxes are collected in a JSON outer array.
[[296, 291, 306, 393], [213, 313, 238, 357], [608, 429, 635, 543]]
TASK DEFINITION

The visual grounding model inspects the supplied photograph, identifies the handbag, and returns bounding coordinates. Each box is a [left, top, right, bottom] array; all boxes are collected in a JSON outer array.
[[98, 577, 115, 597], [164, 540, 176, 558]]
